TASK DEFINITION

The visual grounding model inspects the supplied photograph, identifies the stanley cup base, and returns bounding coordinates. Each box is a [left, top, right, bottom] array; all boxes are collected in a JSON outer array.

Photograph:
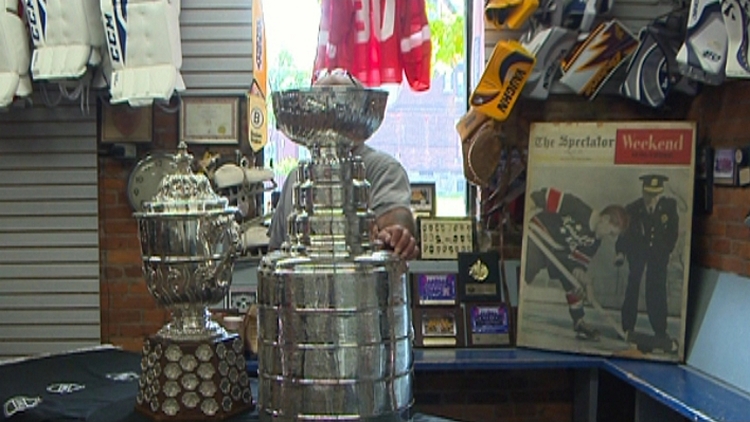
[[135, 333, 254, 421]]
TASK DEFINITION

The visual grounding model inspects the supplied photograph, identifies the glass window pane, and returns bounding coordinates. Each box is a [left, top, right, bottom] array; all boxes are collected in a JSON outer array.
[[264, 0, 468, 217]]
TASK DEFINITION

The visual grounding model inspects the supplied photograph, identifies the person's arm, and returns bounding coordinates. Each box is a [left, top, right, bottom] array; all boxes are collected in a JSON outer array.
[[367, 157, 419, 260], [376, 206, 416, 234]]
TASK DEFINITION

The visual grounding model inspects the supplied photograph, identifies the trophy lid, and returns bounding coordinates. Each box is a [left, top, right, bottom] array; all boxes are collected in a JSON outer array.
[[271, 86, 388, 148], [138, 142, 236, 215]]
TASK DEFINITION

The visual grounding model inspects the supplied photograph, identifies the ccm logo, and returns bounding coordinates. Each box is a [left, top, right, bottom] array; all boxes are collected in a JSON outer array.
[[103, 12, 124, 63]]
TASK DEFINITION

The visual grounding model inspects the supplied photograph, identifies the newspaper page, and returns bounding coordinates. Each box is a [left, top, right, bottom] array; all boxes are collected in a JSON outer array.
[[517, 121, 695, 362]]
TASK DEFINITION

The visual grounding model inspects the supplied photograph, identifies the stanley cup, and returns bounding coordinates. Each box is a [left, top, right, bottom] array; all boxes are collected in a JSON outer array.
[[133, 142, 254, 421], [257, 87, 414, 421]]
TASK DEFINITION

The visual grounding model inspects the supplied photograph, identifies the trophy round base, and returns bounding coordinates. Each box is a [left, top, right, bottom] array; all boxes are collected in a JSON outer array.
[[135, 333, 254, 421]]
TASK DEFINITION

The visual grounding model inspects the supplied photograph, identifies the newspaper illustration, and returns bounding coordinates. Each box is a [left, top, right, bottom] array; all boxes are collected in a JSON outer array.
[[517, 121, 695, 362]]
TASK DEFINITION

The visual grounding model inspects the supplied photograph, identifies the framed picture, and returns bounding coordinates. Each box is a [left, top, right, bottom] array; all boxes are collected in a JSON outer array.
[[413, 306, 466, 348], [711, 147, 750, 187], [713, 148, 736, 185], [518, 121, 696, 362], [465, 302, 511, 347], [410, 182, 436, 218], [419, 217, 474, 260], [457, 250, 502, 302], [100, 102, 153, 143], [412, 273, 458, 306], [180, 95, 241, 144]]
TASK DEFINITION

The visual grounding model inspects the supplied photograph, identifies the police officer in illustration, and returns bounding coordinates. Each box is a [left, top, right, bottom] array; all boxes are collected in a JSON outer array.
[[615, 174, 679, 352]]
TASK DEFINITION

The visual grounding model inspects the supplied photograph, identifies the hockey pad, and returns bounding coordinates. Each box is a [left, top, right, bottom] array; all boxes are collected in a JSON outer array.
[[562, 0, 614, 37], [521, 26, 577, 99], [469, 40, 535, 121], [26, 0, 106, 81], [675, 0, 727, 85], [455, 107, 491, 144], [0, 0, 32, 107], [101, 0, 185, 106], [461, 119, 503, 187], [722, 0, 750, 78], [485, 0, 540, 30], [620, 14, 697, 108], [559, 19, 638, 100]]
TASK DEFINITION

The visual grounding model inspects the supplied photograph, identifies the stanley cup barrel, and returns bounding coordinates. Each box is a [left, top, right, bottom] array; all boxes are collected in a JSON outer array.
[[133, 143, 254, 421], [257, 87, 414, 421]]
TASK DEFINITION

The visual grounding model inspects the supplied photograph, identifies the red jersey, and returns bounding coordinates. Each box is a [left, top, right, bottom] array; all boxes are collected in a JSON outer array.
[[313, 0, 432, 91]]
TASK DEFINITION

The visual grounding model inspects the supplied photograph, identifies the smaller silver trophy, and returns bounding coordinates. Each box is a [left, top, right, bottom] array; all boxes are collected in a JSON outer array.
[[133, 142, 254, 421]]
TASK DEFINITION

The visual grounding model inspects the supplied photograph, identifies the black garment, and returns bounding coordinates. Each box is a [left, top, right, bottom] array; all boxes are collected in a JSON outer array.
[[0, 347, 141, 422], [0, 348, 456, 422], [615, 195, 679, 337], [524, 188, 601, 323]]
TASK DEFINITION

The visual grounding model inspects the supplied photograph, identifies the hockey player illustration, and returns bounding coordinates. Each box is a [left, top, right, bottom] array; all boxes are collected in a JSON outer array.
[[524, 187, 629, 340]]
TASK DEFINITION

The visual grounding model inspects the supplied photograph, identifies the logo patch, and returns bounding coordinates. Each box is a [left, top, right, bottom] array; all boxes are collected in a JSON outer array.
[[4, 396, 42, 418], [107, 371, 140, 382]]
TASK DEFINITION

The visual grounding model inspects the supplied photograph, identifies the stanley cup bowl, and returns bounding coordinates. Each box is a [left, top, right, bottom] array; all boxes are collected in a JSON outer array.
[[271, 87, 388, 148]]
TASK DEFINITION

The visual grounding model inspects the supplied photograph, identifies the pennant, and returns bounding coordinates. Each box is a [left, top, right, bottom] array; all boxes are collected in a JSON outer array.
[[248, 0, 268, 152]]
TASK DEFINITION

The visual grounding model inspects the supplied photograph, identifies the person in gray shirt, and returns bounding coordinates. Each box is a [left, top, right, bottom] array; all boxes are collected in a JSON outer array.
[[267, 142, 420, 260]]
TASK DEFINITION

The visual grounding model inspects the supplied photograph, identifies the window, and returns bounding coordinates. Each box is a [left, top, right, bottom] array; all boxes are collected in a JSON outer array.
[[264, 0, 468, 217]]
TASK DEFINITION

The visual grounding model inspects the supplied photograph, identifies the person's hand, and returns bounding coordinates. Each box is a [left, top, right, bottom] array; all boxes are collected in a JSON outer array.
[[614, 252, 625, 267], [375, 224, 420, 260]]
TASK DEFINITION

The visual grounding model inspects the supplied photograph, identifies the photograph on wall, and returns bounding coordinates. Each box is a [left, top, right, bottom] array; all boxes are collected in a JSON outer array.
[[517, 121, 695, 362]]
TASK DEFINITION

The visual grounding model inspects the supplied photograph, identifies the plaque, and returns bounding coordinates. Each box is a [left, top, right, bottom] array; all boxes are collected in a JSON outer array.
[[419, 217, 474, 260], [180, 96, 241, 144], [412, 273, 457, 306], [458, 251, 502, 302], [413, 306, 465, 348], [465, 303, 511, 347], [100, 102, 153, 143]]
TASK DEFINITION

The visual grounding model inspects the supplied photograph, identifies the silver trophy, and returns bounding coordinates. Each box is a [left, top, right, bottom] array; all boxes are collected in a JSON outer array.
[[133, 142, 254, 420], [257, 87, 414, 421]]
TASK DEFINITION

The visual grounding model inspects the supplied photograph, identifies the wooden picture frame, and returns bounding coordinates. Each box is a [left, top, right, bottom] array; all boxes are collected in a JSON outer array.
[[180, 95, 241, 144], [410, 182, 436, 218], [100, 102, 153, 143]]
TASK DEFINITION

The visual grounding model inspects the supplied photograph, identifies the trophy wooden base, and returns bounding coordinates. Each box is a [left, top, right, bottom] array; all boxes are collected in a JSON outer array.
[[135, 333, 254, 421]]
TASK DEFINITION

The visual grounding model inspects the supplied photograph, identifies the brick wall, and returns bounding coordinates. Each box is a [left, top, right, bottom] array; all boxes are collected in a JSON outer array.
[[98, 105, 177, 351], [687, 82, 750, 277]]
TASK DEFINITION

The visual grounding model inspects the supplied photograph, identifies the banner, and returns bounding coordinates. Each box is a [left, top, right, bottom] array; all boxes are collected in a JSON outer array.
[[248, 0, 268, 152]]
